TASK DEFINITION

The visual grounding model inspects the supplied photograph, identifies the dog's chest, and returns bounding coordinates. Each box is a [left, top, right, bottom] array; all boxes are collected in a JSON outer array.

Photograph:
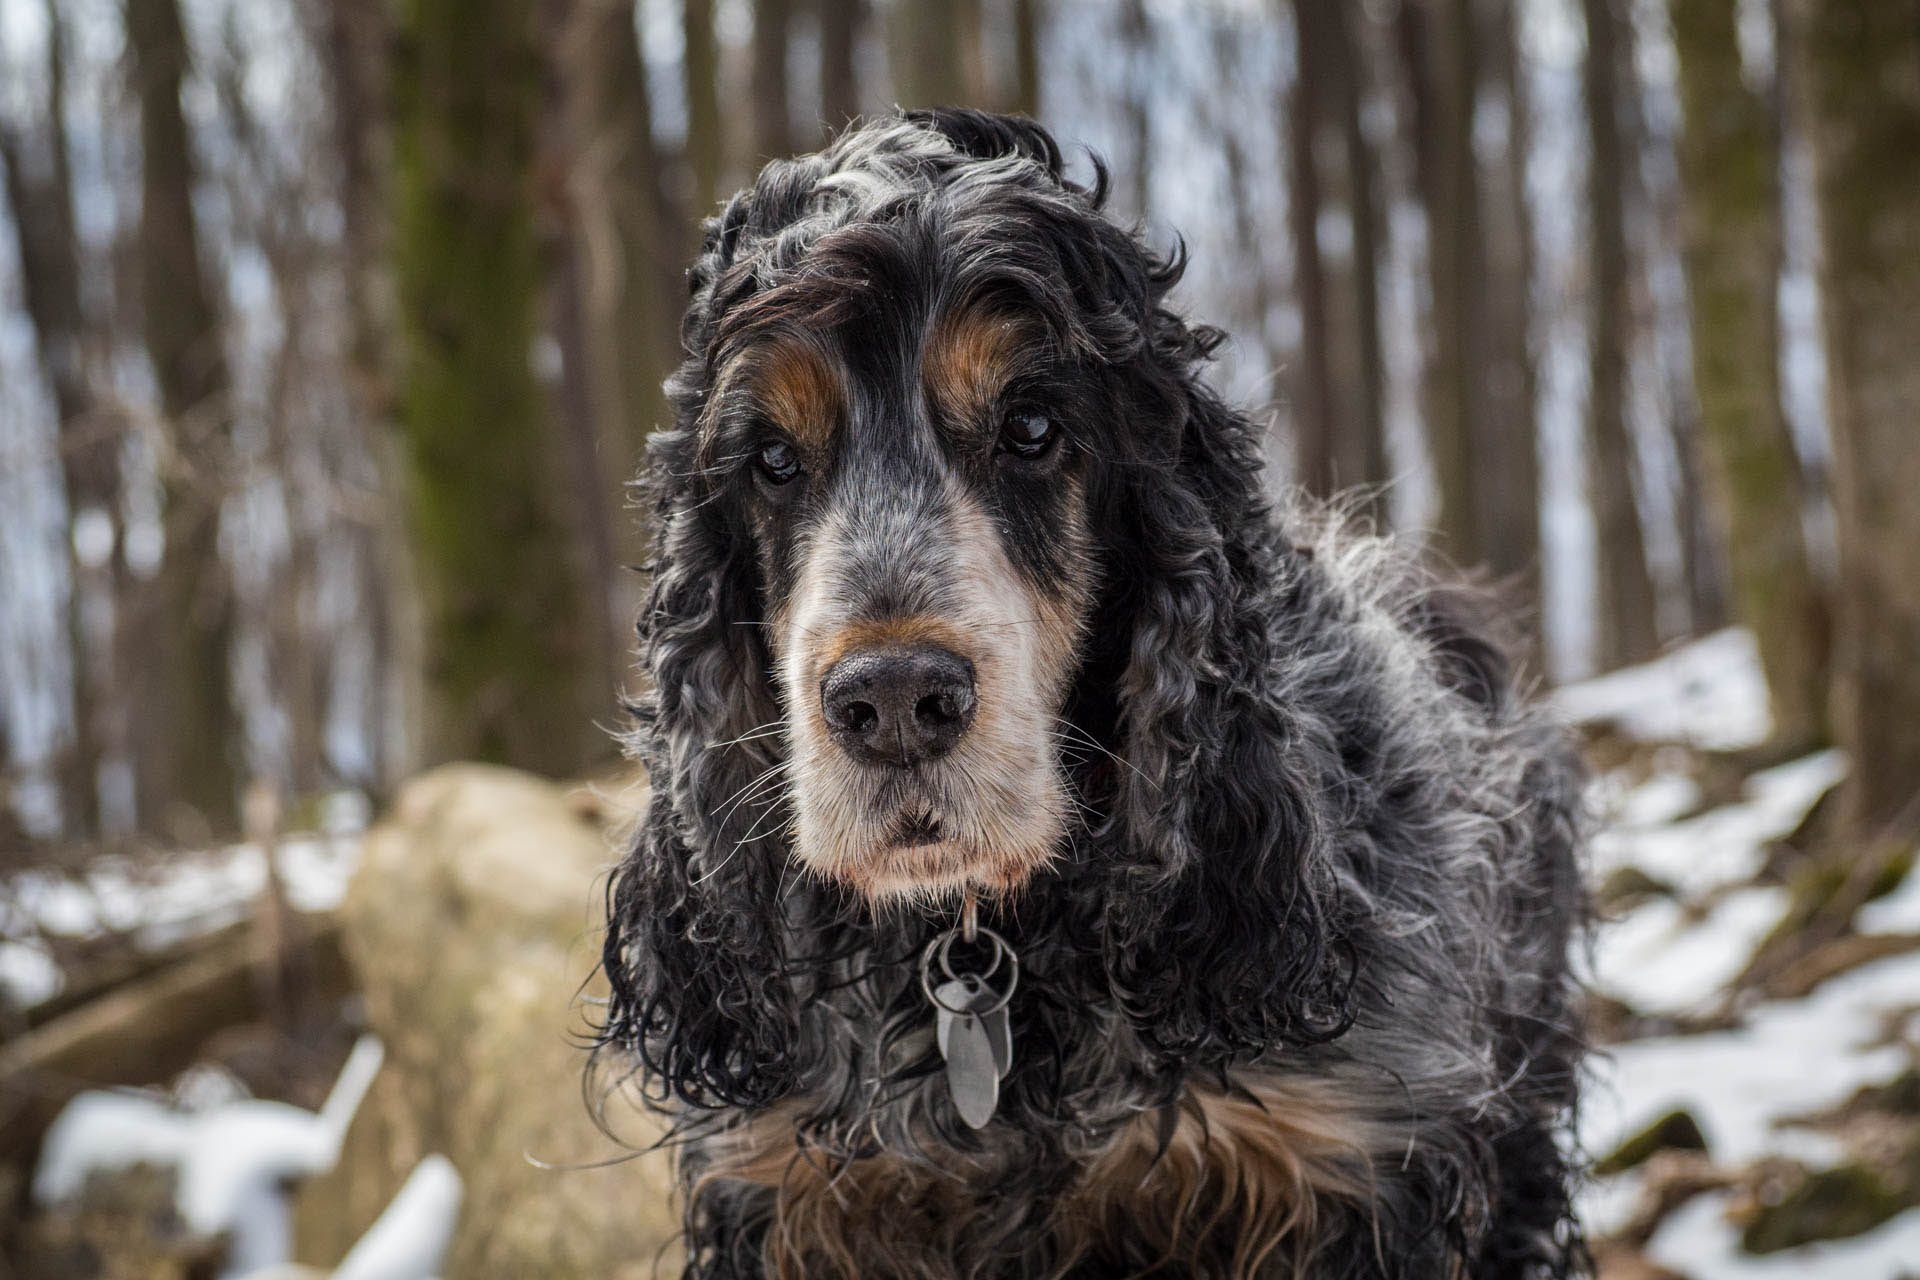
[[693, 1073, 1385, 1277]]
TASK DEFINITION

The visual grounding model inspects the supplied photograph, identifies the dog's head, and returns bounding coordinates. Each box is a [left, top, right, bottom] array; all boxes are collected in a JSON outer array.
[[655, 110, 1220, 904], [605, 111, 1344, 1111]]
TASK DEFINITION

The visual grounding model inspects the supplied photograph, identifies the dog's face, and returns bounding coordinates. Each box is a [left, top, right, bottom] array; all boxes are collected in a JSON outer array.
[[702, 293, 1098, 903]]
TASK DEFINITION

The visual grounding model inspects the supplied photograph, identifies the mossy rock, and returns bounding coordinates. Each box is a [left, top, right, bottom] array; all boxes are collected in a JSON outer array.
[[1741, 1162, 1911, 1254], [1595, 1109, 1709, 1177]]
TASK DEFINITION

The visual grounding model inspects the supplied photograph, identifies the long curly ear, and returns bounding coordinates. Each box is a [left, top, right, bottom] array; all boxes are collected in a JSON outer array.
[[1094, 303, 1354, 1066], [595, 191, 814, 1109], [596, 430, 809, 1110]]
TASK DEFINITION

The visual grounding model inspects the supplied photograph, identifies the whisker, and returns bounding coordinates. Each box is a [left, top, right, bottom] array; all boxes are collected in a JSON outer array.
[[1052, 719, 1159, 790], [706, 719, 790, 750]]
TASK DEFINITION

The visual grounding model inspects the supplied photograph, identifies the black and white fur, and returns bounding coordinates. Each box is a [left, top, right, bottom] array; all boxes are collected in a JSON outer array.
[[596, 109, 1588, 1279]]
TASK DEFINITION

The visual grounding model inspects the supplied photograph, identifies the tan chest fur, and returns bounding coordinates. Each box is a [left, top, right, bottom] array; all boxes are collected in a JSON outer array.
[[692, 1075, 1387, 1279]]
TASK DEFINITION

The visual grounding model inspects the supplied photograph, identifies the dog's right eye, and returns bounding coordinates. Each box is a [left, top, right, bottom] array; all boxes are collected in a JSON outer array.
[[756, 440, 802, 486]]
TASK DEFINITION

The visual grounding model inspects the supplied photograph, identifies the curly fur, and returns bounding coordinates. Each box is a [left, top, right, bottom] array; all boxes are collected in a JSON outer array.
[[595, 108, 1589, 1279]]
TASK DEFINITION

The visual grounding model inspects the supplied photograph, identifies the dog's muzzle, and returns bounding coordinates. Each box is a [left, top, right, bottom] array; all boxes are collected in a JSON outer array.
[[820, 643, 977, 766]]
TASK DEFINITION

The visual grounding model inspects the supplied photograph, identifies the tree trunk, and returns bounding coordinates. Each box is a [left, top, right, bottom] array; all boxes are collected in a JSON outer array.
[[1399, 0, 1488, 569], [1473, 0, 1541, 646], [319, 0, 417, 791], [956, 0, 988, 105], [1672, 0, 1827, 749], [1010, 0, 1042, 119], [1, 0, 116, 836], [683, 0, 723, 215], [1797, 0, 1920, 832], [893, 0, 964, 110], [392, 0, 609, 776], [1287, 0, 1335, 497], [551, 0, 678, 658], [752, 0, 793, 160], [818, 0, 864, 135], [127, 0, 241, 837], [1583, 0, 1660, 669], [1331, 0, 1389, 518], [1122, 0, 1151, 218]]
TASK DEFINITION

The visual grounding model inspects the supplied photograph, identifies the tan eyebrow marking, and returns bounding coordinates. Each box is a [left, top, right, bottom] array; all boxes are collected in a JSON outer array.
[[749, 338, 843, 453], [922, 308, 1034, 432]]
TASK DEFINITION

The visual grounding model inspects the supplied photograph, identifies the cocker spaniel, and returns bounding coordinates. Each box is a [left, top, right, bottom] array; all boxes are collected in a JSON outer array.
[[597, 109, 1588, 1280]]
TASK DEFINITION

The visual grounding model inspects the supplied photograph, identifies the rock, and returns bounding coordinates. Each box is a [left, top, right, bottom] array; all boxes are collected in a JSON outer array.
[[1595, 1109, 1710, 1177], [1739, 1161, 1909, 1254], [293, 764, 679, 1278]]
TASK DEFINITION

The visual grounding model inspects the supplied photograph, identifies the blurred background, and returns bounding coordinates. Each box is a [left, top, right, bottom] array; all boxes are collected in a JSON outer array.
[[1, 0, 1917, 1277]]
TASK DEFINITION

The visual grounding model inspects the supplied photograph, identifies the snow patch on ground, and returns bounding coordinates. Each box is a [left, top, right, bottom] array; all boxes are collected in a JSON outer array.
[[1552, 627, 1773, 750], [0, 792, 365, 1007], [1650, 1196, 1920, 1279], [1586, 750, 1847, 1015], [1568, 630, 1920, 1277], [1584, 951, 1920, 1172]]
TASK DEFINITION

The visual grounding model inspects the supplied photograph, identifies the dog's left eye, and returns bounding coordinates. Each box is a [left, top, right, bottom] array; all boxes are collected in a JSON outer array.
[[998, 409, 1055, 460], [756, 439, 803, 485]]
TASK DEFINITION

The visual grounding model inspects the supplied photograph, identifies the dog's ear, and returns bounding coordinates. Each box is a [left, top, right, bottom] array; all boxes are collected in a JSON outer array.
[[596, 417, 810, 1110], [1094, 326, 1355, 1066]]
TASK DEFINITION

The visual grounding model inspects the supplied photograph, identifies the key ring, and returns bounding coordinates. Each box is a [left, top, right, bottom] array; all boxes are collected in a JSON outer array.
[[919, 924, 1019, 1017]]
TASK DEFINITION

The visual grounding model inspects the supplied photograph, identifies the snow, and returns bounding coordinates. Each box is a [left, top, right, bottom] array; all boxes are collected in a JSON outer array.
[[1585, 749, 1847, 1015], [1585, 952, 1920, 1174], [1650, 1197, 1920, 1280], [0, 936, 62, 1006], [1552, 628, 1774, 750], [1567, 628, 1920, 1277], [329, 1155, 462, 1280], [35, 1036, 392, 1280], [0, 811, 364, 1008]]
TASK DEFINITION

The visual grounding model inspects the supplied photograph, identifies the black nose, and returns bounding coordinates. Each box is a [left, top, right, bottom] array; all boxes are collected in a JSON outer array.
[[820, 645, 977, 766]]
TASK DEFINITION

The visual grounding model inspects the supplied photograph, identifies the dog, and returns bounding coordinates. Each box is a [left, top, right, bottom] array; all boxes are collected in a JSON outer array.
[[596, 109, 1588, 1279]]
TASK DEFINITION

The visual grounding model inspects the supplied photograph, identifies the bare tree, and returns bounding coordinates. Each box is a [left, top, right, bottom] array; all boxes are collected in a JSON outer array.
[[1286, 0, 1391, 510], [550, 0, 681, 655], [818, 0, 865, 135], [1797, 0, 1920, 833], [894, 0, 964, 109], [1583, 0, 1661, 668], [1473, 0, 1541, 645], [1672, 0, 1827, 749], [315, 0, 415, 790], [753, 0, 794, 160], [392, 0, 610, 776], [1287, 0, 1335, 497], [127, 0, 241, 836], [1, 0, 117, 835], [1398, 0, 1489, 569], [1331, 0, 1389, 517], [1010, 0, 1042, 119], [684, 0, 723, 215]]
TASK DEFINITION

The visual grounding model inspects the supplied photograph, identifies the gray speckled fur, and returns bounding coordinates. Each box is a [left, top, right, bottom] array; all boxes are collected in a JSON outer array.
[[596, 109, 1590, 1279]]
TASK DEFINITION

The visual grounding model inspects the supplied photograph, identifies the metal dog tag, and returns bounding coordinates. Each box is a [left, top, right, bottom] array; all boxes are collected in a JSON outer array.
[[943, 1009, 1000, 1129], [922, 923, 1019, 1130], [935, 976, 1014, 1076]]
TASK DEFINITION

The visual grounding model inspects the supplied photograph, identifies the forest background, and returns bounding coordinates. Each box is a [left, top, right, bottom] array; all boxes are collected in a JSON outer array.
[[2, 0, 1919, 1273]]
